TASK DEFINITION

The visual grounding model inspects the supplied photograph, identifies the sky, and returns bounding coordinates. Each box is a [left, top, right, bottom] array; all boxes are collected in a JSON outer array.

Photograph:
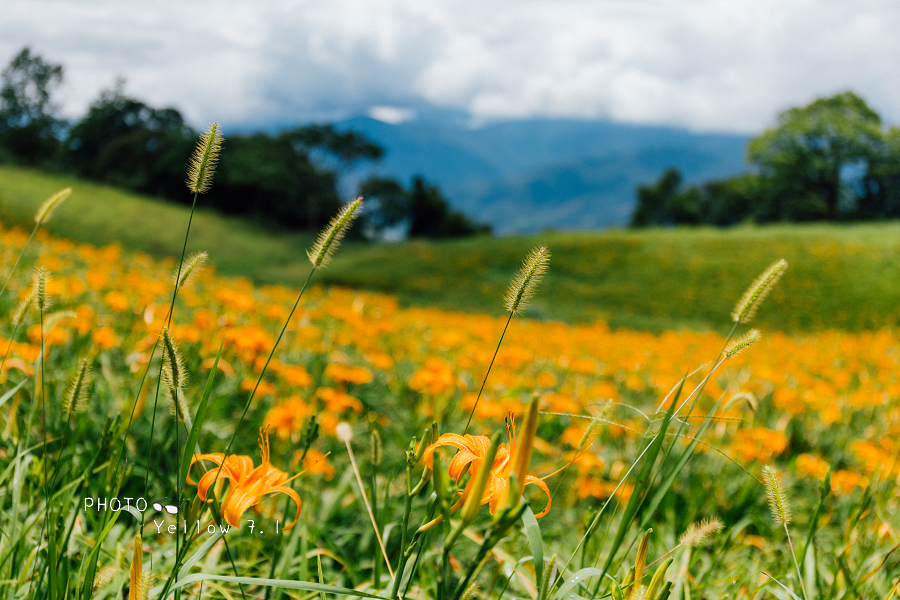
[[3, 0, 900, 134]]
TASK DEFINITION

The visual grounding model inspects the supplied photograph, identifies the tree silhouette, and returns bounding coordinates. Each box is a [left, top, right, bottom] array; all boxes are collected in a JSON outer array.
[[0, 47, 64, 164]]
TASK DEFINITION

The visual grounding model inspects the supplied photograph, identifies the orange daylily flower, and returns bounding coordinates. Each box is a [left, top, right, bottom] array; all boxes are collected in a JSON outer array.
[[422, 413, 556, 520], [187, 427, 301, 530]]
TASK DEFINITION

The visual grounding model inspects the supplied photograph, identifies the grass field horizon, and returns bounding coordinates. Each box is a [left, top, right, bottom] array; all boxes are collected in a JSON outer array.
[[2, 164, 899, 333]]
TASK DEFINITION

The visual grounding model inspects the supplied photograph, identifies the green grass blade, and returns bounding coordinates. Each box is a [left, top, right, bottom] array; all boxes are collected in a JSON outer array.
[[553, 567, 603, 600], [0, 380, 26, 411], [179, 343, 223, 486], [597, 383, 681, 582], [522, 505, 544, 591], [639, 388, 730, 532], [171, 573, 386, 598], [79, 510, 120, 598], [178, 531, 225, 580]]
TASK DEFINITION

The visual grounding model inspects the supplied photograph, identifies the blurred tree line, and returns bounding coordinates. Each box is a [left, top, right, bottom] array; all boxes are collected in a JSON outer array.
[[632, 92, 900, 226], [0, 47, 489, 238]]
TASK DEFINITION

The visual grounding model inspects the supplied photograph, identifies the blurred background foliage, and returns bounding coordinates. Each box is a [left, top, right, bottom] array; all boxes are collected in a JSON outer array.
[[632, 92, 900, 226], [0, 47, 488, 239]]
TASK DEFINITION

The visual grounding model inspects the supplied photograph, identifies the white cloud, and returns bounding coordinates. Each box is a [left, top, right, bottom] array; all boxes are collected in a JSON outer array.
[[2, 0, 900, 133]]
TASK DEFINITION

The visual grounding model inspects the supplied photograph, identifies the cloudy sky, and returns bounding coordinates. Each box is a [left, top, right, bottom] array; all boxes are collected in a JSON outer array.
[[3, 0, 899, 133]]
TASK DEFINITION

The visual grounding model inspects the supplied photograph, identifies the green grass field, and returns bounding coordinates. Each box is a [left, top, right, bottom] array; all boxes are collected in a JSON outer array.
[[2, 164, 899, 332]]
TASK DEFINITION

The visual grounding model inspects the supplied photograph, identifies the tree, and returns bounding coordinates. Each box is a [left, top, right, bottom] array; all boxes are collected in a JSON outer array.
[[358, 175, 490, 239], [65, 84, 194, 198], [702, 173, 766, 225], [0, 47, 64, 164], [747, 92, 885, 220], [215, 133, 342, 229], [358, 176, 410, 235], [282, 124, 384, 176], [630, 168, 708, 226]]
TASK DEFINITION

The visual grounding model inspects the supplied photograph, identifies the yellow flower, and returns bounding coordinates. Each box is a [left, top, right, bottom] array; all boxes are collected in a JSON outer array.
[[188, 427, 301, 530]]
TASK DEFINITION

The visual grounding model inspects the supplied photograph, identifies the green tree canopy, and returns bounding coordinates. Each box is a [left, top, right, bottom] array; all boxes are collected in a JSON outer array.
[[747, 91, 885, 220], [633, 92, 900, 227]]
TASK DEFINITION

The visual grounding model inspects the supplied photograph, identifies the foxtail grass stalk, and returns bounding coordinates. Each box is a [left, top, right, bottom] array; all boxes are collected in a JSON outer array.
[[464, 246, 549, 434], [141, 124, 221, 541], [204, 198, 360, 515], [647, 519, 724, 567], [29, 291, 48, 600], [0, 188, 70, 305], [0, 287, 35, 383], [763, 465, 807, 600], [463, 312, 512, 434]]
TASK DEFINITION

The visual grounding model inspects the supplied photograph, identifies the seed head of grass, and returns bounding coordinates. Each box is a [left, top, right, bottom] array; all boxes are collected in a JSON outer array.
[[725, 329, 760, 359], [577, 418, 602, 452], [160, 327, 188, 421], [93, 565, 117, 593], [34, 187, 72, 225], [186, 123, 223, 194], [723, 391, 758, 413], [678, 517, 724, 548], [307, 198, 362, 268], [11, 287, 35, 329], [33, 266, 50, 312], [459, 583, 480, 600], [174, 251, 208, 290], [62, 358, 92, 414], [504, 246, 550, 315], [762, 464, 792, 525], [732, 259, 788, 323]]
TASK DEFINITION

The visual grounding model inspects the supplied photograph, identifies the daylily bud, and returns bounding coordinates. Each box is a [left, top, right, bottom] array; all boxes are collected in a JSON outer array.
[[458, 431, 503, 526], [511, 396, 540, 500]]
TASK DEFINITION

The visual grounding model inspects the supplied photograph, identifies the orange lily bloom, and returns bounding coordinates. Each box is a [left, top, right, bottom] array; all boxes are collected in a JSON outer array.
[[422, 414, 554, 519], [187, 427, 302, 530]]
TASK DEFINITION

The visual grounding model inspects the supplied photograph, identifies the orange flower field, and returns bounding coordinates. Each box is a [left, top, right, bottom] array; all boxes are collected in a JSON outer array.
[[3, 224, 896, 500], [3, 215, 899, 598]]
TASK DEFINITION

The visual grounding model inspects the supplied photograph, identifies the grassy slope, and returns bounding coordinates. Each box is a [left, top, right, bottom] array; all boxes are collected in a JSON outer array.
[[2, 164, 899, 332], [0, 165, 316, 281]]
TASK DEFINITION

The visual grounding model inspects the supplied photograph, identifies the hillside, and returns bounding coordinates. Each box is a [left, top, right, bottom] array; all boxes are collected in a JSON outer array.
[[2, 164, 898, 333]]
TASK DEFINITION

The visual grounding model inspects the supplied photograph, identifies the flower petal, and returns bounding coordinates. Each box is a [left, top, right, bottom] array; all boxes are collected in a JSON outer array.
[[524, 475, 552, 518], [187, 453, 225, 485], [269, 485, 303, 530], [423, 434, 490, 467]]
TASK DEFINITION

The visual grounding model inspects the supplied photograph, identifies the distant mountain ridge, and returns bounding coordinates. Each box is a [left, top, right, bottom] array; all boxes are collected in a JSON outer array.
[[333, 111, 749, 233]]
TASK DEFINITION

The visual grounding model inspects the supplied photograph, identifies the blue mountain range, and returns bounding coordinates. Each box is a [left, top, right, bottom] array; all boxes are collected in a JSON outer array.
[[334, 110, 750, 233]]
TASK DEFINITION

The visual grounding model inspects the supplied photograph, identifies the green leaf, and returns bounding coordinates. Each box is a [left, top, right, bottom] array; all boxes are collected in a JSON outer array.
[[179, 342, 222, 487], [522, 505, 544, 591], [171, 573, 386, 598], [178, 531, 225, 580], [0, 379, 26, 410], [80, 509, 120, 598], [553, 567, 604, 600]]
